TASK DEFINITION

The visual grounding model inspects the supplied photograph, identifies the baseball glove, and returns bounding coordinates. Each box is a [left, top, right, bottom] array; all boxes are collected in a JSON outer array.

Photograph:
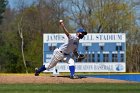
[[77, 54, 86, 62]]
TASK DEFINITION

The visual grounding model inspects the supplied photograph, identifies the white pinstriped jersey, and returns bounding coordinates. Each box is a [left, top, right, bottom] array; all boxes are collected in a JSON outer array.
[[59, 35, 79, 54]]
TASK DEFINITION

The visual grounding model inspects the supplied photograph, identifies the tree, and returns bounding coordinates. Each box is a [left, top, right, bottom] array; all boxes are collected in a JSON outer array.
[[12, 0, 68, 72], [14, 0, 29, 73], [0, 0, 7, 71], [0, 0, 7, 24], [0, 6, 24, 72], [69, 0, 135, 33], [0, 0, 7, 50], [68, 0, 140, 72]]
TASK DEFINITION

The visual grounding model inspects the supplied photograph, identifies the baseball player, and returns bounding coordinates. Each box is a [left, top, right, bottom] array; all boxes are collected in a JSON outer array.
[[35, 20, 87, 79]]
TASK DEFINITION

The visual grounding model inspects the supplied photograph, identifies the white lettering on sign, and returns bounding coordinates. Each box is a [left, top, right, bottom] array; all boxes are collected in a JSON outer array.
[[46, 54, 52, 58], [82, 43, 92, 46], [44, 33, 125, 43], [44, 63, 126, 72], [45, 59, 51, 63], [81, 33, 125, 42], [96, 34, 122, 41], [94, 64, 114, 71], [44, 34, 67, 43]]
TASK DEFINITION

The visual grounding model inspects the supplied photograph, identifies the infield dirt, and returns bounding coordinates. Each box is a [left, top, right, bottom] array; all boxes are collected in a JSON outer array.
[[0, 74, 135, 84]]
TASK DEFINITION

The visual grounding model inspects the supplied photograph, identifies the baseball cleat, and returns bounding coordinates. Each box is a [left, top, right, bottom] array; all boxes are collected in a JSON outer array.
[[35, 68, 39, 76], [70, 75, 81, 79], [35, 73, 39, 76]]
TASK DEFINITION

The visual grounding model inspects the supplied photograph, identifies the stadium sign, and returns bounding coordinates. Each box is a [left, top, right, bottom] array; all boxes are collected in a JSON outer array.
[[43, 33, 126, 72]]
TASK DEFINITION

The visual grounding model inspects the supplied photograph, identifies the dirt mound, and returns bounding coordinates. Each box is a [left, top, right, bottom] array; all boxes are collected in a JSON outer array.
[[0, 74, 134, 84]]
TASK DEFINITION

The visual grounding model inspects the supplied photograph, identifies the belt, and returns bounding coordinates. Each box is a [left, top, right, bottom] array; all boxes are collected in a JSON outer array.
[[60, 51, 69, 55]]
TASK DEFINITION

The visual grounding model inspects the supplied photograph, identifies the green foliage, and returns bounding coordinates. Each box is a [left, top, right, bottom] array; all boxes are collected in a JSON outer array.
[[25, 32, 43, 72], [0, 0, 7, 24], [88, 2, 135, 33], [0, 31, 24, 73]]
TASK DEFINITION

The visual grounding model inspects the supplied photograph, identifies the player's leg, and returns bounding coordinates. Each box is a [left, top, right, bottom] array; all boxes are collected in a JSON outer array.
[[46, 48, 64, 69], [35, 48, 64, 76], [35, 58, 59, 76], [35, 65, 46, 76], [65, 56, 79, 79], [68, 58, 75, 78]]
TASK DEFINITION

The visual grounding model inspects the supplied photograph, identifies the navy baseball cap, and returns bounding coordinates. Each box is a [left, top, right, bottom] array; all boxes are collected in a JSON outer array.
[[76, 28, 87, 35]]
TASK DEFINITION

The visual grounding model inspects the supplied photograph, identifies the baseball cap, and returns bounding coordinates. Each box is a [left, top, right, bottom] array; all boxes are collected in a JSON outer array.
[[76, 28, 87, 35]]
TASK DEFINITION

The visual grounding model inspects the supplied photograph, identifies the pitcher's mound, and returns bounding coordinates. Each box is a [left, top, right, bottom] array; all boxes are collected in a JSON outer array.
[[0, 74, 135, 84]]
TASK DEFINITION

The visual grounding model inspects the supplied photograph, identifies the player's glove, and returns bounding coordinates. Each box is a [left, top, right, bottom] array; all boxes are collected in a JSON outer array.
[[77, 54, 86, 62]]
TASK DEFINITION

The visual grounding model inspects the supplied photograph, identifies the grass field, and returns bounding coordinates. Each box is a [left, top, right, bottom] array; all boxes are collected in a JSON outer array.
[[0, 83, 140, 93]]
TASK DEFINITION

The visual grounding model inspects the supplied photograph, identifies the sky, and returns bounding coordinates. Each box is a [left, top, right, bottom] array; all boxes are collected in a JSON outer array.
[[8, 0, 35, 9], [7, 0, 140, 25]]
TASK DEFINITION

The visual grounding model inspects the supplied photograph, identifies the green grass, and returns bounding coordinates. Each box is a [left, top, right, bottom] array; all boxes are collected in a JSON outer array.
[[0, 83, 140, 93]]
